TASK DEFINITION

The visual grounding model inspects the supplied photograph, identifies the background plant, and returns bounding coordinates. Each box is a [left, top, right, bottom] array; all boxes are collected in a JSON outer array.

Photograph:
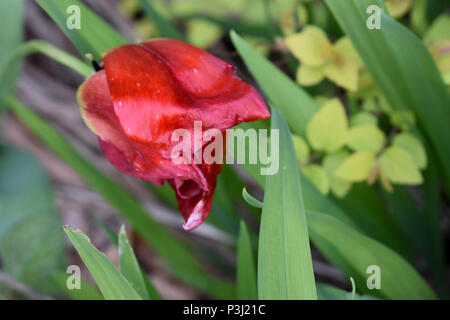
[[0, 0, 448, 300]]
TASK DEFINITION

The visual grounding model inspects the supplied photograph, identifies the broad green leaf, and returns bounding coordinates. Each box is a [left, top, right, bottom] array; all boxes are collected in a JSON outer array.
[[237, 221, 257, 300], [306, 99, 348, 153], [36, 0, 128, 61], [346, 125, 386, 153], [292, 134, 310, 164], [258, 108, 316, 300], [119, 226, 153, 300], [422, 155, 448, 298], [324, 59, 359, 92], [334, 37, 363, 67], [326, 0, 450, 187], [0, 146, 64, 293], [285, 26, 330, 66], [383, 182, 446, 298], [380, 147, 423, 185], [392, 133, 427, 169], [239, 123, 357, 231], [350, 112, 377, 127], [385, 0, 413, 19], [7, 98, 234, 299], [230, 31, 318, 136], [231, 31, 401, 251], [296, 64, 326, 86], [336, 151, 375, 182], [0, 0, 24, 106], [301, 164, 329, 195], [137, 0, 185, 41], [307, 211, 436, 299], [424, 14, 450, 43], [335, 183, 413, 261], [64, 227, 142, 300], [323, 150, 352, 198]]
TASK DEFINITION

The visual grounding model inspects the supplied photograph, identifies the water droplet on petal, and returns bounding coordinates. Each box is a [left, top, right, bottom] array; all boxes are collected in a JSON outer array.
[[133, 158, 145, 172]]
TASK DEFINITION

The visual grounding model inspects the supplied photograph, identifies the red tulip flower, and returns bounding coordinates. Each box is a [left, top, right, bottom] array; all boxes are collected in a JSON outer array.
[[78, 39, 269, 230]]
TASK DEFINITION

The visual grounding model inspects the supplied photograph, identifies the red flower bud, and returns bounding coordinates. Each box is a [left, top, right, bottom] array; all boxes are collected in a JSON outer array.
[[77, 39, 269, 230]]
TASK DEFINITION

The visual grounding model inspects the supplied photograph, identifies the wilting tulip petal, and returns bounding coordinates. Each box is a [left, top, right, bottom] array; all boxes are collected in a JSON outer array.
[[78, 39, 269, 230]]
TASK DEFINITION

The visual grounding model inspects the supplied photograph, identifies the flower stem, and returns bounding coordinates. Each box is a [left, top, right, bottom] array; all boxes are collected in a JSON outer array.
[[0, 40, 93, 79]]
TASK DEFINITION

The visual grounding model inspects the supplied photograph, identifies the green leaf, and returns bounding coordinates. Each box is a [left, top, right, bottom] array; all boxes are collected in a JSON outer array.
[[382, 183, 446, 298], [424, 14, 450, 43], [336, 151, 376, 182], [422, 155, 448, 298], [350, 112, 377, 127], [36, 0, 128, 61], [137, 0, 185, 41], [0, 146, 64, 293], [336, 183, 413, 260], [380, 147, 423, 185], [0, 0, 24, 106], [389, 110, 416, 131], [0, 41, 92, 92], [285, 26, 330, 66], [119, 226, 154, 300], [307, 211, 436, 299], [301, 164, 329, 195], [258, 108, 317, 300], [323, 150, 352, 198], [306, 99, 348, 153], [317, 283, 378, 300], [237, 221, 257, 300], [346, 125, 386, 153], [292, 134, 310, 164], [410, 0, 428, 35], [230, 30, 318, 136], [186, 19, 222, 48], [326, 0, 450, 186], [392, 133, 427, 169], [230, 30, 399, 250], [64, 227, 142, 300], [7, 97, 234, 299], [54, 272, 103, 300], [242, 187, 263, 209]]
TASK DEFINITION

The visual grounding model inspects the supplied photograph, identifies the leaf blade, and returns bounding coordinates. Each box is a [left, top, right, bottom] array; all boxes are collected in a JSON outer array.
[[118, 226, 154, 300], [258, 108, 317, 300], [36, 0, 128, 61], [64, 226, 142, 300], [326, 0, 450, 185], [307, 211, 436, 300], [237, 221, 257, 300]]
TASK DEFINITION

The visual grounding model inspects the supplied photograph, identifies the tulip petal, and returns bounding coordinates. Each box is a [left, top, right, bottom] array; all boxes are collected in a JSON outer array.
[[103, 40, 269, 142], [79, 39, 270, 230]]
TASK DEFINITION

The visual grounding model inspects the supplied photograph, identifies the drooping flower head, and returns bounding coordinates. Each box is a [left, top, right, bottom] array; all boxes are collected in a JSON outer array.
[[78, 39, 269, 230]]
